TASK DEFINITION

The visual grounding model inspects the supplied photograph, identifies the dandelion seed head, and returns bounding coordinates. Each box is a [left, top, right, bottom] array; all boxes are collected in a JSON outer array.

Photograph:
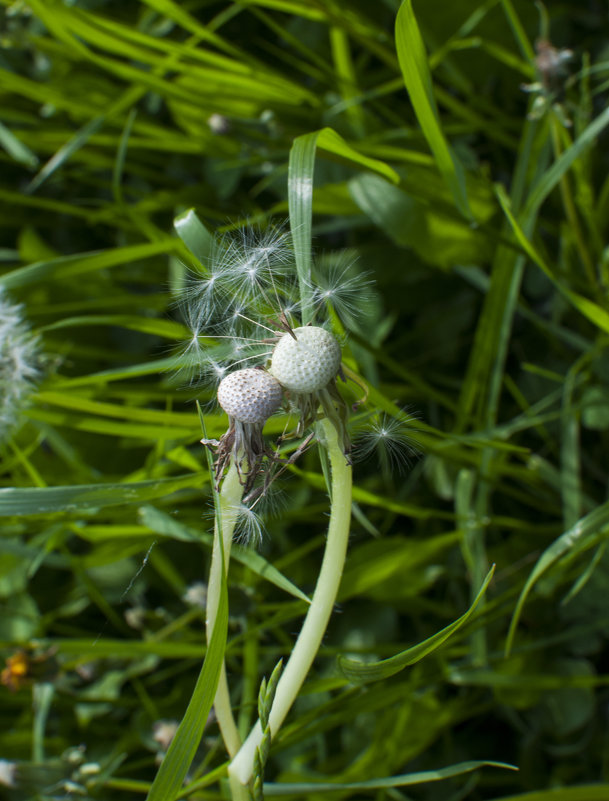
[[270, 326, 341, 393], [217, 368, 283, 424], [0, 289, 42, 441]]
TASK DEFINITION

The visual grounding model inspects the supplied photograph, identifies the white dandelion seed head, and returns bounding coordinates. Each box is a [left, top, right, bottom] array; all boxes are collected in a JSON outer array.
[[0, 289, 42, 441], [217, 368, 283, 424], [269, 326, 342, 393]]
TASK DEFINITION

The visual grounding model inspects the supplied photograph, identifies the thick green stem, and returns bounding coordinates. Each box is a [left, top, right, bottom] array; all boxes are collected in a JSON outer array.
[[205, 461, 243, 758], [228, 418, 352, 786]]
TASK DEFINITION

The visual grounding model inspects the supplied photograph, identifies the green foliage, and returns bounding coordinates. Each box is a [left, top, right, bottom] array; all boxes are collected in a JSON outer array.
[[2, 0, 609, 799]]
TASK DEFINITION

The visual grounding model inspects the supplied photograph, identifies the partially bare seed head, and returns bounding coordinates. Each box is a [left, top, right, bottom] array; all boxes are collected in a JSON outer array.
[[217, 368, 283, 424]]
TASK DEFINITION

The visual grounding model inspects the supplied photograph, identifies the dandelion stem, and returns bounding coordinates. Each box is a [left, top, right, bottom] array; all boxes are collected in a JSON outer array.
[[205, 460, 243, 758], [228, 417, 352, 787]]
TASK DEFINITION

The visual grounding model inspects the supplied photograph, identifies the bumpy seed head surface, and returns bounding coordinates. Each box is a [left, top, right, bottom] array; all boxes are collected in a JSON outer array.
[[270, 326, 341, 393], [217, 368, 283, 424]]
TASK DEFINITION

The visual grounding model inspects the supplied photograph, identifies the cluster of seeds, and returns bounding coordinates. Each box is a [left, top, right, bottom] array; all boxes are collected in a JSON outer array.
[[179, 225, 356, 494]]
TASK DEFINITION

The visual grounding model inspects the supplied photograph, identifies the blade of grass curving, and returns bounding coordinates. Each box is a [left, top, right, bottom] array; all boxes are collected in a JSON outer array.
[[506, 500, 609, 655], [113, 108, 137, 205], [0, 241, 176, 290], [338, 566, 495, 683], [395, 0, 472, 219], [52, 356, 178, 388], [263, 760, 516, 795], [26, 409, 195, 440], [0, 475, 203, 517], [500, 0, 535, 62], [39, 315, 188, 339], [524, 104, 609, 220], [0, 121, 39, 168], [33, 392, 195, 426], [174, 208, 216, 268], [288, 127, 399, 323], [145, 405, 232, 799], [25, 115, 107, 195], [144, 552, 228, 801], [495, 183, 609, 335]]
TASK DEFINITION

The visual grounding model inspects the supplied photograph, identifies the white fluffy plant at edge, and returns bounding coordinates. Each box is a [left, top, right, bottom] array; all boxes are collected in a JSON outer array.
[[0, 288, 41, 442]]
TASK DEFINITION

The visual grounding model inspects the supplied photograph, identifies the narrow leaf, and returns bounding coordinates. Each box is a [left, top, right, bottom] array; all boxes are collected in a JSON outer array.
[[174, 209, 216, 268], [506, 500, 609, 655], [0, 475, 203, 517], [145, 551, 228, 801], [288, 127, 399, 322], [395, 0, 472, 218], [263, 760, 516, 795], [338, 565, 495, 683]]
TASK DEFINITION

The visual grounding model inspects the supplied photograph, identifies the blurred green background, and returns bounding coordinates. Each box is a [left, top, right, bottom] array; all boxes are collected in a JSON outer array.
[[2, 1, 609, 799]]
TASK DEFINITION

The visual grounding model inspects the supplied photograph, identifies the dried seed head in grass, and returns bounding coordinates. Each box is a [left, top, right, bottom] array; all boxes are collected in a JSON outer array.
[[203, 368, 284, 493], [217, 368, 283, 424]]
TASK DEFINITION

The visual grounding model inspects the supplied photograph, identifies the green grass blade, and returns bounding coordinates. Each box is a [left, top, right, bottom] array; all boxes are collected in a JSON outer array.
[[0, 475, 203, 517], [26, 115, 107, 194], [0, 120, 39, 167], [0, 241, 176, 290], [39, 315, 188, 339], [496, 183, 609, 335], [174, 208, 216, 268], [144, 557, 228, 801], [338, 565, 495, 683], [288, 127, 399, 322], [395, 0, 472, 219], [525, 104, 609, 219], [506, 501, 609, 655], [263, 760, 516, 794]]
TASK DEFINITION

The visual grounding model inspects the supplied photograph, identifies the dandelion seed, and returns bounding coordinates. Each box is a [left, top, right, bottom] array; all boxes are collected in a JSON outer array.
[[354, 412, 420, 473], [232, 501, 264, 547], [310, 251, 372, 325]]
